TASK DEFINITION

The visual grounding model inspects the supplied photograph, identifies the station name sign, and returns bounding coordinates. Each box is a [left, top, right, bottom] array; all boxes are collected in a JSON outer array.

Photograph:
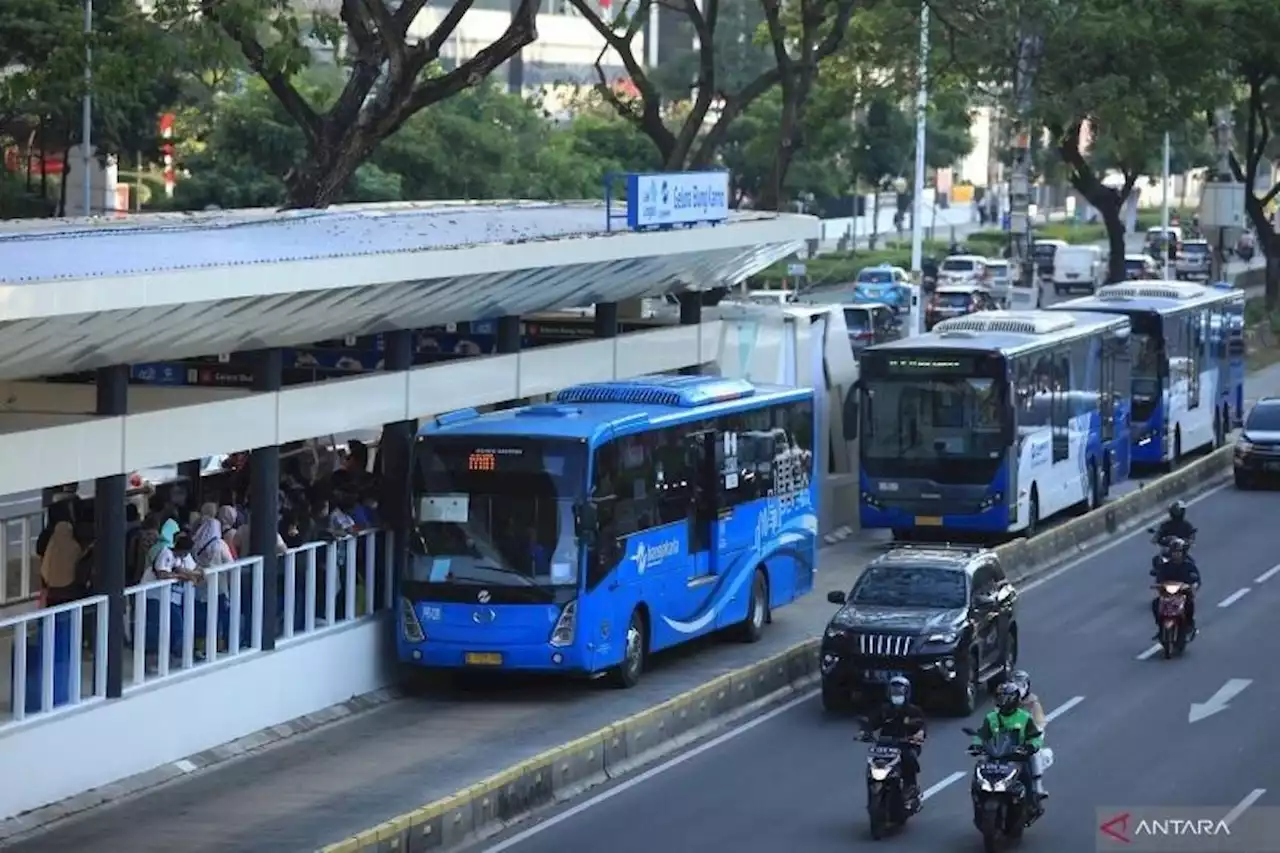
[[625, 171, 730, 231]]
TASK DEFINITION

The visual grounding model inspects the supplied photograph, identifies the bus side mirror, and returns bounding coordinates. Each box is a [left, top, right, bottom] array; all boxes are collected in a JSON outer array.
[[574, 502, 599, 546]]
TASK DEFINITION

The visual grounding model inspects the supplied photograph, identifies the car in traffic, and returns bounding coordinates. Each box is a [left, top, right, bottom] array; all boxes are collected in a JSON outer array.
[[1146, 225, 1181, 260], [852, 265, 911, 312], [1123, 253, 1160, 280], [843, 303, 899, 352], [820, 545, 1019, 715], [1032, 239, 1067, 282], [925, 282, 997, 330], [1175, 239, 1212, 282], [1051, 244, 1105, 295], [937, 254, 991, 288], [1234, 396, 1280, 489]]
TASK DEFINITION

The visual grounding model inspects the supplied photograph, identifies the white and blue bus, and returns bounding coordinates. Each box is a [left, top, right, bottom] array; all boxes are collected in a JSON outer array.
[[855, 310, 1133, 537], [1050, 281, 1246, 468], [397, 375, 817, 687]]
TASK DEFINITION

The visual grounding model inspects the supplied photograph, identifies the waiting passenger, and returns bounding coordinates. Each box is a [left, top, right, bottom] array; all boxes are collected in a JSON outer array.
[[39, 515, 85, 607], [217, 505, 240, 559]]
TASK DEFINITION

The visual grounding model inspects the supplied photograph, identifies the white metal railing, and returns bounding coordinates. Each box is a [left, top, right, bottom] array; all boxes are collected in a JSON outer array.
[[123, 556, 265, 690], [279, 530, 391, 644], [1, 595, 109, 727], [0, 511, 43, 606]]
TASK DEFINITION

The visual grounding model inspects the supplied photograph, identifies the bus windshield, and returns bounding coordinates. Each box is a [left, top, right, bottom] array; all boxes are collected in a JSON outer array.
[[861, 375, 1007, 480], [409, 438, 585, 590]]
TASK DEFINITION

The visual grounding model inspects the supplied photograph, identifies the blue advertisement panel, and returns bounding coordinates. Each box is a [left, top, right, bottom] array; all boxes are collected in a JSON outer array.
[[625, 171, 730, 230]]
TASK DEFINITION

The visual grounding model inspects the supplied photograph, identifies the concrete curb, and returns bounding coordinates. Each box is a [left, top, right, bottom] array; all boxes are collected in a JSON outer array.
[[318, 446, 1235, 853]]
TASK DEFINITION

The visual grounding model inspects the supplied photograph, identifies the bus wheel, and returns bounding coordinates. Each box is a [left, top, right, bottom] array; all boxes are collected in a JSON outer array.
[[612, 611, 647, 689], [736, 570, 769, 643]]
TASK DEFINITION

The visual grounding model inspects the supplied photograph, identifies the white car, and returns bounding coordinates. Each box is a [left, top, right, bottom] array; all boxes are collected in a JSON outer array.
[[937, 254, 991, 286]]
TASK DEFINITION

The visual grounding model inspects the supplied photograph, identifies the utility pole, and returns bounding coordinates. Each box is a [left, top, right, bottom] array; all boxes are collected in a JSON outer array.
[[1008, 28, 1041, 309], [1201, 107, 1245, 283], [909, 2, 929, 276], [1161, 131, 1171, 279], [81, 0, 93, 217]]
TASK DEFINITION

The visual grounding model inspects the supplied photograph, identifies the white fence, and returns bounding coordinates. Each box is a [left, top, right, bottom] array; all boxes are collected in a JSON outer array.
[[0, 529, 394, 731], [1, 511, 42, 606]]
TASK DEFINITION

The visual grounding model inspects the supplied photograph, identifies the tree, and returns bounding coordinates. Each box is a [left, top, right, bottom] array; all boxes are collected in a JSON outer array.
[[565, 0, 855, 196], [168, 76, 656, 210], [2, 0, 182, 212], [154, 0, 540, 209], [937, 0, 1223, 282], [1217, 0, 1280, 308]]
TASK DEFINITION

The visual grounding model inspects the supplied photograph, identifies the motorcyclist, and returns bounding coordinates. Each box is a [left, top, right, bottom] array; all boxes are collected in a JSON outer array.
[[1151, 501, 1196, 570], [861, 675, 927, 796], [1009, 669, 1048, 797], [969, 682, 1045, 812], [1151, 537, 1200, 639]]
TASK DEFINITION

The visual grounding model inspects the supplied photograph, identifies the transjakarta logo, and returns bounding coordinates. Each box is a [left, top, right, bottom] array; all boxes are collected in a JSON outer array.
[[631, 540, 681, 574], [672, 183, 727, 213]]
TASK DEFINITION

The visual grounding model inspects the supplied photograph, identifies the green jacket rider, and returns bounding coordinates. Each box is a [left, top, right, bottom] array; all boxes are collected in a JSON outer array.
[[972, 682, 1046, 802]]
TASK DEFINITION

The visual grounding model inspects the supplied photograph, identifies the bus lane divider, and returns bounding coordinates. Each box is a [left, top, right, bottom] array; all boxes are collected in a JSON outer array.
[[318, 445, 1234, 853]]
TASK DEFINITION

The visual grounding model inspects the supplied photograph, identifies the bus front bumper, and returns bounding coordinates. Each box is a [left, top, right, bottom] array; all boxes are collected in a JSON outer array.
[[396, 638, 593, 673]]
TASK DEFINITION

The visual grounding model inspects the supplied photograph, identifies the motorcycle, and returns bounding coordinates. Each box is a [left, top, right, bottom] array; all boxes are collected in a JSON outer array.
[[963, 727, 1046, 853], [1153, 581, 1193, 658], [857, 728, 920, 839]]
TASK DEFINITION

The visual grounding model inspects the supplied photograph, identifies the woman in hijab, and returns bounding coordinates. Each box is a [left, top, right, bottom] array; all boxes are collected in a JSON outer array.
[[39, 516, 85, 607], [217, 506, 240, 559]]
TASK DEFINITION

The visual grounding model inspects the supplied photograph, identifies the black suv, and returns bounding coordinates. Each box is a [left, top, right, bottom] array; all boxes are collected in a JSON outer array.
[[820, 545, 1019, 716], [1234, 396, 1280, 488]]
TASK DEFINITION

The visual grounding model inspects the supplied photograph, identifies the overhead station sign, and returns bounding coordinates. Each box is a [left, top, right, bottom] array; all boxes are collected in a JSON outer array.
[[624, 171, 730, 231]]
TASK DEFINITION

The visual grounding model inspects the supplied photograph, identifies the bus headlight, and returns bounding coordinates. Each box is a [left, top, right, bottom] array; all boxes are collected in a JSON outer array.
[[400, 597, 426, 643], [550, 600, 577, 647], [977, 492, 1003, 511]]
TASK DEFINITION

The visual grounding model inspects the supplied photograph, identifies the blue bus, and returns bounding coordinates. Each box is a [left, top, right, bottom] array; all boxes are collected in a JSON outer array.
[[1049, 281, 1246, 467], [854, 309, 1132, 537], [397, 375, 818, 687]]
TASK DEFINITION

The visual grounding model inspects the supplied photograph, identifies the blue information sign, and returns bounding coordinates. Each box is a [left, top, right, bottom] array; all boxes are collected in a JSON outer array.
[[624, 171, 730, 231]]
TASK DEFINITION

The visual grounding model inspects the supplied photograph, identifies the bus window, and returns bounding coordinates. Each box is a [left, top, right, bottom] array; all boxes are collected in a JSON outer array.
[[1187, 312, 1202, 409], [1051, 351, 1070, 463]]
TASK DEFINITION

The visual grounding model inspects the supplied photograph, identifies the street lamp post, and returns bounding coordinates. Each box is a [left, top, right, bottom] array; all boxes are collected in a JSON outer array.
[[909, 2, 929, 276], [81, 0, 93, 217]]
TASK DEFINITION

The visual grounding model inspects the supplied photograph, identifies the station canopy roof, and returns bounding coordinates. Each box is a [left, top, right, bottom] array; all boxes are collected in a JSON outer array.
[[0, 201, 815, 381]]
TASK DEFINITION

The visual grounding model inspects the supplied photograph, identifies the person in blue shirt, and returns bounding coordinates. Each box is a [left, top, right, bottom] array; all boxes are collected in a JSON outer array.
[[1150, 537, 1200, 639]]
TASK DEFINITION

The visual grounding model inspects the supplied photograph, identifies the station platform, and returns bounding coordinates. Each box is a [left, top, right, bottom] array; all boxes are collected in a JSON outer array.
[[0, 192, 819, 833]]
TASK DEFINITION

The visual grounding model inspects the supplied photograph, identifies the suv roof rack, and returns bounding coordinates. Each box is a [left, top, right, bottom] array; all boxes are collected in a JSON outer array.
[[871, 542, 987, 555]]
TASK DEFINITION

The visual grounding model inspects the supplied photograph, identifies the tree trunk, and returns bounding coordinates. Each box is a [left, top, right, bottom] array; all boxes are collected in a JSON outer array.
[[1097, 199, 1128, 284], [1056, 125, 1130, 283], [1245, 195, 1278, 311], [282, 136, 375, 209]]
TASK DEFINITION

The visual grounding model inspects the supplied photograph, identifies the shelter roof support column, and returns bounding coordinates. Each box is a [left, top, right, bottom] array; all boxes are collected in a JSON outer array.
[[594, 302, 619, 338], [94, 364, 128, 699], [380, 331, 415, 608], [678, 293, 702, 376], [249, 348, 282, 651], [496, 315, 521, 354]]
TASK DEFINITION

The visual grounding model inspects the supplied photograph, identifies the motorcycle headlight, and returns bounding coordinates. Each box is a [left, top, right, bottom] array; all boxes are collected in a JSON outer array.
[[1163, 583, 1181, 595], [869, 767, 891, 781]]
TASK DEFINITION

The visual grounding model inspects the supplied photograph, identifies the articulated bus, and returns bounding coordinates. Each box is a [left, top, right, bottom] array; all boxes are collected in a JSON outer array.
[[1050, 281, 1246, 467], [397, 375, 818, 687], [854, 310, 1132, 538]]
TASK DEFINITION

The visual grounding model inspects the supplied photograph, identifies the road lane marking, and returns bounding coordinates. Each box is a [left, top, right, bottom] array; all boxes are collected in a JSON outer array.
[[1136, 644, 1162, 661], [1256, 564, 1280, 584], [1218, 588, 1251, 608], [922, 771, 966, 801], [479, 688, 818, 852], [1019, 482, 1229, 596], [1223, 788, 1266, 827], [1044, 695, 1085, 723]]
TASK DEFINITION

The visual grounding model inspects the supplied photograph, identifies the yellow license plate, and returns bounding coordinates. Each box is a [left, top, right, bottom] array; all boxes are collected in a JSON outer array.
[[915, 516, 943, 527], [464, 652, 503, 666]]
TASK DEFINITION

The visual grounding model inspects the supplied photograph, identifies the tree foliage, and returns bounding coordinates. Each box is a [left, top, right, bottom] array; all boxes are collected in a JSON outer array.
[[936, 0, 1224, 281], [153, 0, 540, 208]]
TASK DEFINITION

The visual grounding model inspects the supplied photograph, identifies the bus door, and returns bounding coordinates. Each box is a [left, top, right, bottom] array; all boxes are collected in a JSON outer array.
[[681, 430, 721, 621]]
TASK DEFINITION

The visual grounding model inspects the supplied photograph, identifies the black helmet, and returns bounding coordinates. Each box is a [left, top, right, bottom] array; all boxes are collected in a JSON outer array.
[[995, 682, 1021, 715], [887, 675, 911, 706], [1169, 500, 1186, 521], [1010, 669, 1031, 700]]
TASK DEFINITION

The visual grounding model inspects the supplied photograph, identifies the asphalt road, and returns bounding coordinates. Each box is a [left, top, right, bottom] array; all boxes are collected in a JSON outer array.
[[473, 482, 1280, 853]]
